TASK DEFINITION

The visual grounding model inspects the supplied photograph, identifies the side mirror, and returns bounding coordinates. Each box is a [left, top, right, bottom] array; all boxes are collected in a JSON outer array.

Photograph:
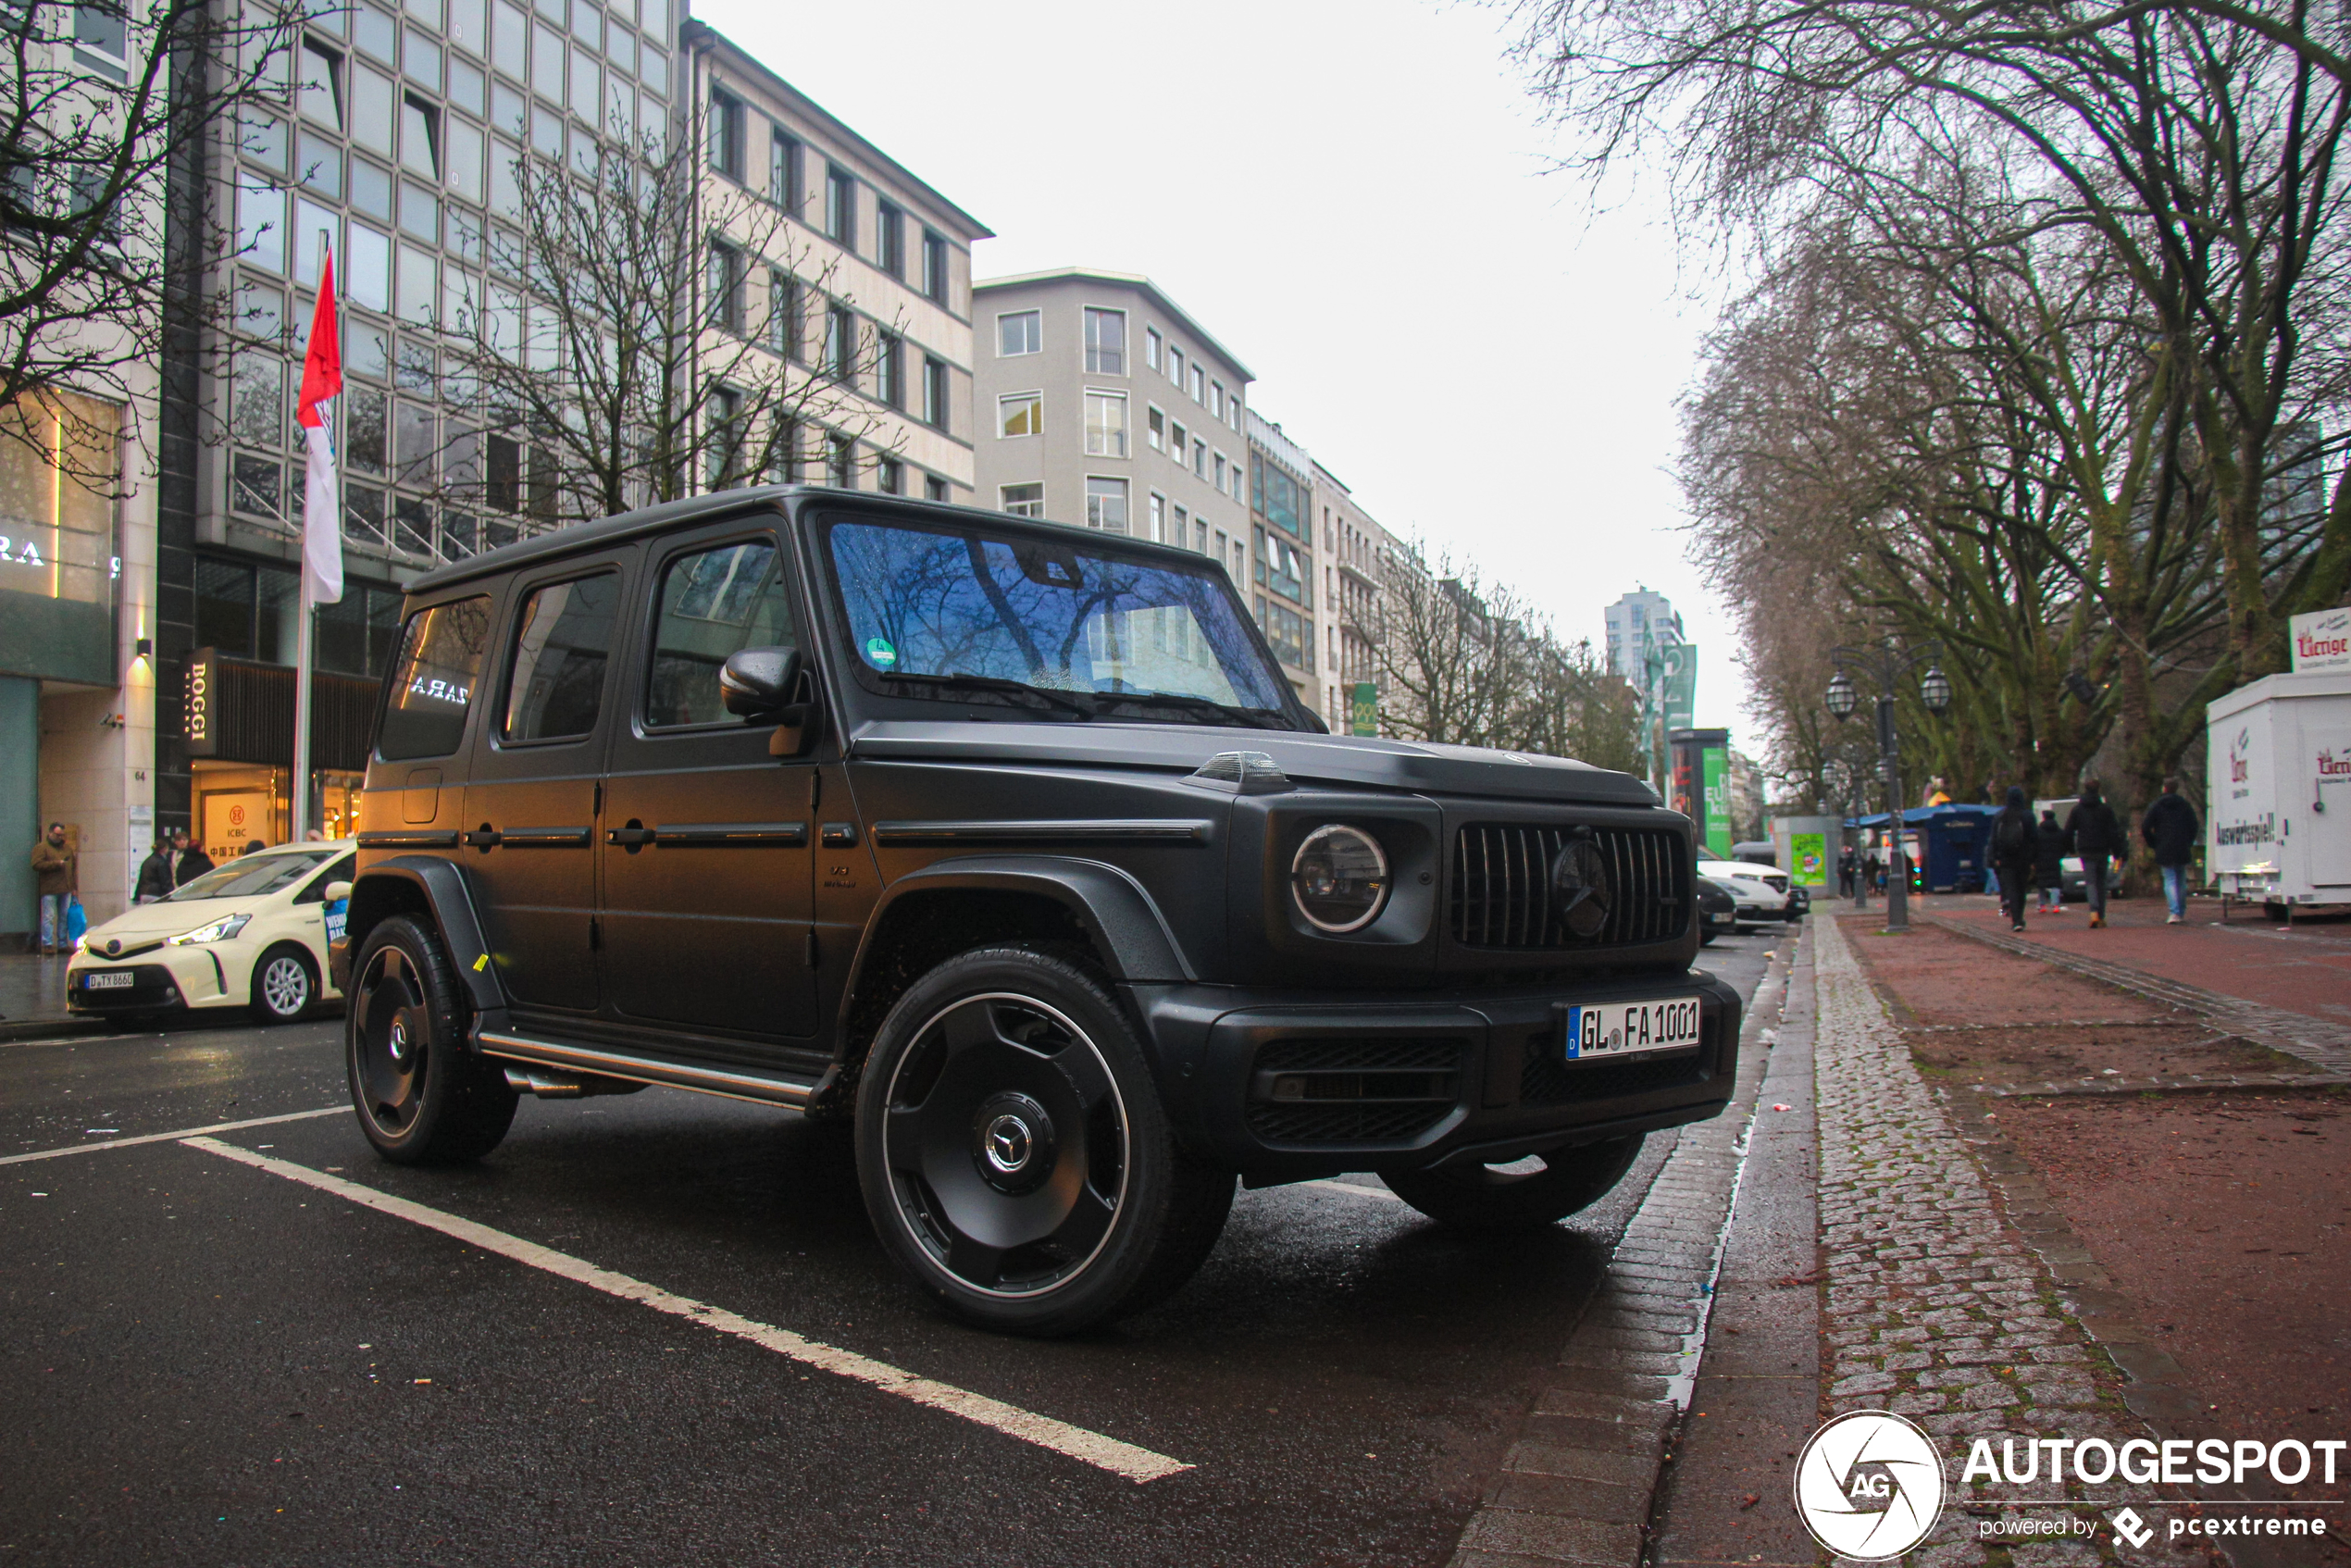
[[324, 880, 353, 904], [720, 646, 802, 718]]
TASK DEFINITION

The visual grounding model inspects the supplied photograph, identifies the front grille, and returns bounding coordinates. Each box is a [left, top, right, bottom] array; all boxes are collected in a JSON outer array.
[[1246, 1037, 1464, 1146], [1520, 1030, 1713, 1108], [68, 964, 181, 1011], [1450, 824, 1686, 949]]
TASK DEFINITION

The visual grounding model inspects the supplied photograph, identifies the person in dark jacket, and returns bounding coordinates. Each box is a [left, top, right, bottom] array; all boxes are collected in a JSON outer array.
[[172, 829, 214, 888], [133, 837, 177, 904], [2141, 777, 2201, 924], [2033, 810, 2070, 913], [2065, 782, 2124, 927], [1837, 843, 1857, 898], [1989, 787, 2037, 931]]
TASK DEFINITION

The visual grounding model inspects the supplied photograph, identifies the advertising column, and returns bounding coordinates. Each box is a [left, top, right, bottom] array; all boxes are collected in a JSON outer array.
[[1669, 728, 1733, 859]]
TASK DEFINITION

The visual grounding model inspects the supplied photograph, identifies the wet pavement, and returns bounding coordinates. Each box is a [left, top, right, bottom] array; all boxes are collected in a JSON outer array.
[[0, 935, 1775, 1566]]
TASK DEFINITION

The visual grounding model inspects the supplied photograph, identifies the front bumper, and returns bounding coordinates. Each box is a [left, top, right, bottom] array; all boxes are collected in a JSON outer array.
[[1129, 969, 1742, 1182], [67, 947, 241, 1012]]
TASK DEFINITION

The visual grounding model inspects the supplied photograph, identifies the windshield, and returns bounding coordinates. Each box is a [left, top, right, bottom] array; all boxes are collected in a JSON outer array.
[[167, 847, 343, 902], [822, 516, 1296, 723]]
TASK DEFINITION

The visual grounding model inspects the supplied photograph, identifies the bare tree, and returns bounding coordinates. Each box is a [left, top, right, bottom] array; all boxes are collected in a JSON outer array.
[[423, 118, 902, 538], [0, 0, 290, 480]]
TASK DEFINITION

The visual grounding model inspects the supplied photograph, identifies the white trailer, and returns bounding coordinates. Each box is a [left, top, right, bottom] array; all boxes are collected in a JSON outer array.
[[2206, 669, 2351, 918]]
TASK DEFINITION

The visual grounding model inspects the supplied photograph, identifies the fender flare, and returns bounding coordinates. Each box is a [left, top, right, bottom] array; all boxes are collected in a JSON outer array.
[[338, 854, 506, 1019], [841, 854, 1196, 1005]]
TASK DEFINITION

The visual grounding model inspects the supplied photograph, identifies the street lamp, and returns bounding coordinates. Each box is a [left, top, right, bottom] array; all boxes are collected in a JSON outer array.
[[1826, 641, 1947, 933]]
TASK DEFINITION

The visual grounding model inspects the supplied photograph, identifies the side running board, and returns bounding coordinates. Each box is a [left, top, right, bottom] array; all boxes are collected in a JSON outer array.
[[476, 1030, 817, 1108]]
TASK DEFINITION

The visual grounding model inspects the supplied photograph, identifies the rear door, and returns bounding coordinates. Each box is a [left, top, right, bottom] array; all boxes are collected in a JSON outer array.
[[598, 520, 818, 1042], [461, 553, 633, 1014]]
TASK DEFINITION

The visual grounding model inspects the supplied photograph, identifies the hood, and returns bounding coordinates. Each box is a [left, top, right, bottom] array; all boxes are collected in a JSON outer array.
[[847, 720, 1661, 807], [83, 897, 243, 947]]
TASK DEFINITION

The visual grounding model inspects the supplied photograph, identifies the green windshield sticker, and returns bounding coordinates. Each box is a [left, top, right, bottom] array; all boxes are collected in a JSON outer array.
[[865, 636, 898, 668]]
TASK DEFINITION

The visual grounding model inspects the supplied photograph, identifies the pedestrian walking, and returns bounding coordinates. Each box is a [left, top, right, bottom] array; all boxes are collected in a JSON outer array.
[[1837, 843, 1857, 898], [1989, 787, 2036, 931], [2033, 809, 2070, 913], [173, 828, 214, 888], [2064, 781, 2124, 927], [134, 836, 176, 903], [2141, 777, 2202, 925], [29, 822, 77, 954]]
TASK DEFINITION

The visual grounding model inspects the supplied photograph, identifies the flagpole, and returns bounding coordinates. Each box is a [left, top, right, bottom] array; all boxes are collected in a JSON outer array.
[[290, 228, 332, 844]]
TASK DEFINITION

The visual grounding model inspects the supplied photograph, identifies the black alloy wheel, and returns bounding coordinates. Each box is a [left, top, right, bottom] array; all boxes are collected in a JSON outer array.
[[250, 943, 317, 1025], [855, 947, 1234, 1336], [1382, 1134, 1647, 1232], [346, 915, 516, 1165]]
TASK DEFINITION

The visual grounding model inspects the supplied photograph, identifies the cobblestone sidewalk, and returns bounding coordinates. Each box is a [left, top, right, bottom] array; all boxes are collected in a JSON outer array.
[[1813, 915, 2172, 1567]]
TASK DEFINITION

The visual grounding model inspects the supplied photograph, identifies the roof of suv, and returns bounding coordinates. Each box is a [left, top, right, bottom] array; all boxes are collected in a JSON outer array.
[[402, 485, 1225, 596]]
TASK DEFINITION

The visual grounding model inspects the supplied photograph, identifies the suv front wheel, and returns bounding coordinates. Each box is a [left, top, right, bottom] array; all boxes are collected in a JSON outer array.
[[346, 915, 517, 1165], [854, 946, 1234, 1336]]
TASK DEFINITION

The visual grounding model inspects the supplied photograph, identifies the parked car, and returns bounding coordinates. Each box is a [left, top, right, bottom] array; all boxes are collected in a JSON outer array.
[[1698, 858, 1798, 927], [1695, 877, 1738, 944], [68, 840, 356, 1024], [332, 488, 1740, 1336]]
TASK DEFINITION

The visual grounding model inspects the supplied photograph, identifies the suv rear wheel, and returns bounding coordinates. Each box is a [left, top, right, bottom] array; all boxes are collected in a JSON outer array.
[[1382, 1135, 1646, 1232], [854, 946, 1234, 1336], [346, 915, 516, 1165]]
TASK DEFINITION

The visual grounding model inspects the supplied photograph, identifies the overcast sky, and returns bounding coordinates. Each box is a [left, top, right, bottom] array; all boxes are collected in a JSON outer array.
[[695, 0, 1753, 736]]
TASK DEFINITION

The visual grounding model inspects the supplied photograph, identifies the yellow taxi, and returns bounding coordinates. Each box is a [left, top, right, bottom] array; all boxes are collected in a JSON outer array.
[[68, 840, 356, 1025]]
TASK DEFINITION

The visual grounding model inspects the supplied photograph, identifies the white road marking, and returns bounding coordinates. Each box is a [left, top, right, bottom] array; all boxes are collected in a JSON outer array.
[[0, 1106, 344, 1166], [1296, 1177, 1403, 1204], [181, 1137, 1192, 1485]]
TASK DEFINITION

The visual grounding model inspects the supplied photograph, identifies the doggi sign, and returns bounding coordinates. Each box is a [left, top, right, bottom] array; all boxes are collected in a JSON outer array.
[[2292, 607, 2351, 673]]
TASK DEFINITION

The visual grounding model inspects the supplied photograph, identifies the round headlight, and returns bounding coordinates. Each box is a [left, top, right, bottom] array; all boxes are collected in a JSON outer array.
[[1290, 825, 1389, 934]]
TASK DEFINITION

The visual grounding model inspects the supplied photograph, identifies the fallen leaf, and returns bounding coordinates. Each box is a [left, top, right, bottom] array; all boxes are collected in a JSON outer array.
[[1740, 1494, 1760, 1511]]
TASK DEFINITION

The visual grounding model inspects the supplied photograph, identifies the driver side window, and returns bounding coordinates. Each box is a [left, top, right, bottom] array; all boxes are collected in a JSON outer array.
[[646, 538, 799, 728]]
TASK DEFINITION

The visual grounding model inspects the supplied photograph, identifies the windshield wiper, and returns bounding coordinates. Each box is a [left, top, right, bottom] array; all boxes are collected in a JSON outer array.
[[878, 670, 1099, 719], [1091, 691, 1297, 730]]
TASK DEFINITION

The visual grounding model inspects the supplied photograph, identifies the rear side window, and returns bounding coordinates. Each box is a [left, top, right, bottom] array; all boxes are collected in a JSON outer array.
[[378, 595, 491, 759], [646, 540, 797, 728], [503, 572, 620, 742]]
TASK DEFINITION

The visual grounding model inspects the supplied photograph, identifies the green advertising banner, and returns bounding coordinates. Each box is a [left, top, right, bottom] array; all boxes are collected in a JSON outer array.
[[1790, 831, 1828, 888], [1661, 643, 1697, 733], [1701, 745, 1733, 858], [1350, 681, 1377, 736]]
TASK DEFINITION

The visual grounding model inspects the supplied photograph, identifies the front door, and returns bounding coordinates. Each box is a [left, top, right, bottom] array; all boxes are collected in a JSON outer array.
[[599, 524, 818, 1041], [461, 556, 631, 1013]]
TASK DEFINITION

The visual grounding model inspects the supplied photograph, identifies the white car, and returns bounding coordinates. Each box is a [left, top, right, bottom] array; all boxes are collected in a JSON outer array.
[[68, 840, 356, 1025], [1698, 859, 1792, 929]]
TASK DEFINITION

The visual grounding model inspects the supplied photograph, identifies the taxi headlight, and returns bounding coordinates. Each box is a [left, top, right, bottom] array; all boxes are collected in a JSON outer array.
[[168, 914, 252, 945], [1289, 825, 1389, 934]]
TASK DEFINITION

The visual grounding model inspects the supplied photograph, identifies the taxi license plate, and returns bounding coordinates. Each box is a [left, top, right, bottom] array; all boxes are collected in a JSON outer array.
[[1561, 997, 1702, 1062], [83, 971, 134, 989]]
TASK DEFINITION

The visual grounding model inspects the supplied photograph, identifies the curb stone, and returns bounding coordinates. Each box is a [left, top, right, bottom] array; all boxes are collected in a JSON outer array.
[[1445, 938, 1797, 1568]]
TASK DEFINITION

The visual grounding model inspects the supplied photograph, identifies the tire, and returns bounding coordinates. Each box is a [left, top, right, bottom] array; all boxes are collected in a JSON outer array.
[[854, 945, 1235, 1337], [1382, 1135, 1647, 1233], [1700, 931, 1717, 946], [250, 943, 317, 1025], [346, 915, 516, 1165]]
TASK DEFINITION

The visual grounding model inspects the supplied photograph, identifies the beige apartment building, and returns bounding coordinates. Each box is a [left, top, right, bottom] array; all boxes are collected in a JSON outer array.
[[970, 269, 1263, 601], [1312, 460, 1404, 736]]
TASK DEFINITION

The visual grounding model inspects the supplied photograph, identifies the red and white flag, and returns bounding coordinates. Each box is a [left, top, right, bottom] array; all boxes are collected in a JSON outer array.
[[294, 251, 345, 606]]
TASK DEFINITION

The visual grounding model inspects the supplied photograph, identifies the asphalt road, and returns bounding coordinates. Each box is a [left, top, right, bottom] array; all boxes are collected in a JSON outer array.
[[2, 933, 1776, 1566]]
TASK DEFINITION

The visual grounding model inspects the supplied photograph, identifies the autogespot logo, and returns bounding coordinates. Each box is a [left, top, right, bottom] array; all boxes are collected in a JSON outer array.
[[1795, 1411, 1947, 1561]]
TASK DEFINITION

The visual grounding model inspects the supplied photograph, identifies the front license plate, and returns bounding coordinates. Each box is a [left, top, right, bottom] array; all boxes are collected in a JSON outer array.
[[1562, 997, 1702, 1062], [82, 971, 134, 989]]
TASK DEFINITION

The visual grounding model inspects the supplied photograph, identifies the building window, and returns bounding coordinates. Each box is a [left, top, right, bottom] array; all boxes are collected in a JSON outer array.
[[998, 310, 1040, 356], [1085, 476, 1128, 533], [921, 229, 947, 303], [876, 201, 903, 277], [925, 474, 950, 502], [1210, 380, 1224, 420], [825, 163, 855, 246], [1166, 344, 1183, 387], [823, 303, 853, 380], [299, 41, 345, 129], [1168, 418, 1186, 465], [1191, 437, 1205, 479], [875, 331, 902, 407], [827, 432, 854, 488], [1189, 363, 1204, 402], [768, 418, 802, 483], [707, 242, 743, 332], [1171, 503, 1188, 548], [1083, 306, 1126, 374], [768, 270, 798, 358], [998, 392, 1040, 439], [1083, 391, 1126, 457], [705, 386, 742, 488], [1212, 453, 1225, 492], [922, 355, 948, 429], [875, 454, 902, 494], [709, 89, 745, 179], [1000, 482, 1043, 517], [1145, 326, 1162, 372], [1149, 491, 1164, 542], [1146, 405, 1164, 453], [770, 128, 801, 209]]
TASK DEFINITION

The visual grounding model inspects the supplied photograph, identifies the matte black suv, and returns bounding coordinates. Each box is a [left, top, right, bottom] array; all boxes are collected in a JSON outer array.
[[333, 489, 1740, 1335]]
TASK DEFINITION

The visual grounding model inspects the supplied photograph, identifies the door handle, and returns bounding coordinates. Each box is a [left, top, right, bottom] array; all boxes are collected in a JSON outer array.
[[608, 824, 655, 848], [463, 825, 502, 849]]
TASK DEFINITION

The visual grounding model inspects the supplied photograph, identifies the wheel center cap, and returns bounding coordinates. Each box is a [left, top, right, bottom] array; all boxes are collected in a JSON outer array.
[[970, 1092, 1055, 1194], [388, 1020, 410, 1064]]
